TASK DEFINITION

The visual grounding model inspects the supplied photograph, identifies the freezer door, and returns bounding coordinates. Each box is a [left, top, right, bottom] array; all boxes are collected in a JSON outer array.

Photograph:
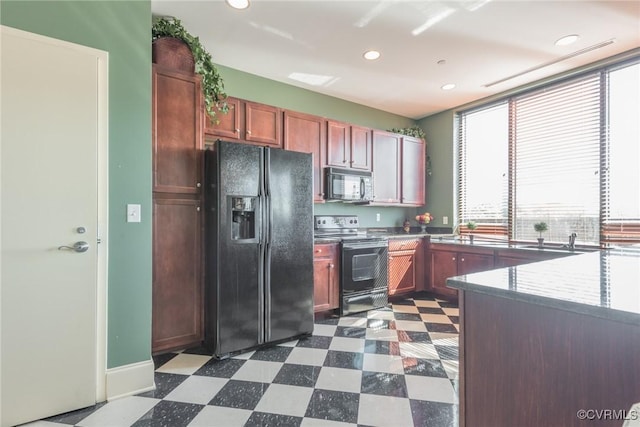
[[265, 148, 314, 342], [204, 141, 264, 356]]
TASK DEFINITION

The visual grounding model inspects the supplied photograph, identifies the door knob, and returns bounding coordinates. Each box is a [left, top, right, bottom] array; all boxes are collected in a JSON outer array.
[[58, 241, 90, 253]]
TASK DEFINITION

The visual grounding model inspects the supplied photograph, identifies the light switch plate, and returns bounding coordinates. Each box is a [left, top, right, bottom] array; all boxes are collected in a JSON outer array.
[[443, 216, 449, 225], [376, 213, 381, 222], [127, 204, 141, 223]]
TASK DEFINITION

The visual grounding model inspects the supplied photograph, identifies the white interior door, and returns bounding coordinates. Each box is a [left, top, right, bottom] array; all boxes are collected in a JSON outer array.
[[1, 26, 107, 427]]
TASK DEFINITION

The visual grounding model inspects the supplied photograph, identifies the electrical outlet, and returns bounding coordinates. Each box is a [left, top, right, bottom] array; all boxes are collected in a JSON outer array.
[[127, 204, 141, 223], [376, 213, 381, 222], [443, 216, 449, 225]]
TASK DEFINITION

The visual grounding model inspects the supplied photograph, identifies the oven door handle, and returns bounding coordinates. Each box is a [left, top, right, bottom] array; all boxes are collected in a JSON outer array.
[[342, 241, 388, 250]]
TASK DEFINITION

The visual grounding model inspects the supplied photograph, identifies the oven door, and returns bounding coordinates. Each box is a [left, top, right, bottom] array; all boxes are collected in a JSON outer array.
[[341, 240, 388, 294]]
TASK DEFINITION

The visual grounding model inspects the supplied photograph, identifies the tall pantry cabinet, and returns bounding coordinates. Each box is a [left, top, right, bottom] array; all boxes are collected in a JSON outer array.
[[151, 63, 204, 353]]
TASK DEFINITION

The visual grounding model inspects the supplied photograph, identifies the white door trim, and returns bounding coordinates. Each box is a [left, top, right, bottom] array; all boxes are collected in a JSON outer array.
[[0, 25, 109, 403]]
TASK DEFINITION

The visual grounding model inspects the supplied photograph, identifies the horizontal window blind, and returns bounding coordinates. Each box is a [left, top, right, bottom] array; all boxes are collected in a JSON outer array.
[[457, 102, 509, 236], [456, 55, 640, 247], [602, 61, 640, 245], [511, 74, 602, 244]]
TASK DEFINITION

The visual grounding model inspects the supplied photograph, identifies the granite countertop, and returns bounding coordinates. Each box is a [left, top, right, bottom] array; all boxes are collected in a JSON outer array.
[[447, 247, 640, 325]]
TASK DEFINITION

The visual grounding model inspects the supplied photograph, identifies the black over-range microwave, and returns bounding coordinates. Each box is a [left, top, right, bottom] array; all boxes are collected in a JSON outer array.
[[325, 167, 373, 203]]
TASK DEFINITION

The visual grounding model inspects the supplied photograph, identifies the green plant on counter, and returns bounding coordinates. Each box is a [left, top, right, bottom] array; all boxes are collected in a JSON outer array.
[[388, 125, 426, 140], [152, 17, 228, 121], [534, 221, 548, 238], [466, 221, 477, 231]]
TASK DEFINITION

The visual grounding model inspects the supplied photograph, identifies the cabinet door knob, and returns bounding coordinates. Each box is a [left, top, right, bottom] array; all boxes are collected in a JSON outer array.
[[315, 249, 322, 253], [196, 206, 201, 212], [461, 258, 465, 262], [247, 130, 252, 135], [235, 128, 240, 133], [452, 257, 456, 261], [196, 182, 201, 188], [329, 263, 334, 268]]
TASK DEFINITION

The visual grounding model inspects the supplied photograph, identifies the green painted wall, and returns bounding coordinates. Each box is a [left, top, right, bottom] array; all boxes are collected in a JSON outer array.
[[416, 110, 456, 228], [217, 65, 415, 131], [217, 65, 418, 227], [1, 1, 152, 368]]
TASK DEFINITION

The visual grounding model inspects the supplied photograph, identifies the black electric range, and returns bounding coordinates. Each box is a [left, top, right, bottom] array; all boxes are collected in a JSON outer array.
[[314, 215, 389, 315]]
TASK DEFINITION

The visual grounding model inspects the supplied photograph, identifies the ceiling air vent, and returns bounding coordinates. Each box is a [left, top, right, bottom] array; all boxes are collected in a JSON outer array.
[[484, 39, 616, 88]]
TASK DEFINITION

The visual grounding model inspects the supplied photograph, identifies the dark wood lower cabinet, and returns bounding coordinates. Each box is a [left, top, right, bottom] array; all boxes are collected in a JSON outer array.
[[430, 249, 459, 299], [388, 238, 425, 297], [429, 246, 495, 299], [313, 243, 339, 312], [152, 196, 203, 353]]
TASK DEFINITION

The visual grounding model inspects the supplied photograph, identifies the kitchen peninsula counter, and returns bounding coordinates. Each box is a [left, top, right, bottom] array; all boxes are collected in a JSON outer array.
[[448, 248, 640, 427]]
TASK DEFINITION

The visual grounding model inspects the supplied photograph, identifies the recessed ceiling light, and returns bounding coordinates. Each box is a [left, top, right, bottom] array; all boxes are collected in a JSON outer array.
[[441, 83, 456, 90], [363, 50, 381, 60], [555, 34, 579, 46], [226, 0, 249, 10]]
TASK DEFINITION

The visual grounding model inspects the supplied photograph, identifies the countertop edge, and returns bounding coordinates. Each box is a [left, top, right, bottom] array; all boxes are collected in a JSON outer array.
[[447, 275, 640, 326]]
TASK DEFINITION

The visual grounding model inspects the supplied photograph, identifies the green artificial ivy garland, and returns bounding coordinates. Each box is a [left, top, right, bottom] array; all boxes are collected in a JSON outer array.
[[152, 17, 228, 120]]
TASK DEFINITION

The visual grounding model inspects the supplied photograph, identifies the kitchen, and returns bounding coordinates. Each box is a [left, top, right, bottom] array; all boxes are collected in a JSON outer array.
[[1, 1, 639, 426]]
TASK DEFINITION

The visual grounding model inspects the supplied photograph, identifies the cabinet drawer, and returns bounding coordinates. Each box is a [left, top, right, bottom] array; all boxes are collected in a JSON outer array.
[[314, 243, 338, 258], [389, 238, 421, 251]]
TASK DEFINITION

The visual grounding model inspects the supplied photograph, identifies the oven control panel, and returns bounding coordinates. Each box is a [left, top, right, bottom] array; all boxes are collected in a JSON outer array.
[[314, 215, 359, 230]]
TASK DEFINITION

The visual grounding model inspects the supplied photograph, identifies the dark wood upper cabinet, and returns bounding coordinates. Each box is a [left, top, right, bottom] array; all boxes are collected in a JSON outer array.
[[203, 96, 242, 140], [372, 130, 401, 204], [283, 110, 326, 202], [152, 65, 203, 194], [326, 120, 350, 168], [204, 97, 282, 148], [350, 125, 372, 171], [401, 136, 426, 206], [326, 121, 372, 171], [245, 101, 281, 147], [371, 131, 425, 206]]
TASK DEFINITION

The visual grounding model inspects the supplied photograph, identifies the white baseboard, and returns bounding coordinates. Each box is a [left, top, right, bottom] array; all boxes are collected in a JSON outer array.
[[105, 359, 155, 401]]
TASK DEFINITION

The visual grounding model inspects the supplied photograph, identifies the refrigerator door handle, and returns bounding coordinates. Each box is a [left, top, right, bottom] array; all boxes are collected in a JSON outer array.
[[265, 148, 273, 245], [360, 177, 365, 200], [257, 241, 265, 345], [263, 147, 272, 342], [264, 241, 272, 342]]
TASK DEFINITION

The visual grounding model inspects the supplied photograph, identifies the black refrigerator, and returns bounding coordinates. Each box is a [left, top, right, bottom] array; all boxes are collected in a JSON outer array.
[[204, 140, 314, 357]]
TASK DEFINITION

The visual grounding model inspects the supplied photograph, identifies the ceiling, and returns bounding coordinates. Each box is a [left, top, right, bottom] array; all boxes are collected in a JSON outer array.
[[151, 0, 640, 119]]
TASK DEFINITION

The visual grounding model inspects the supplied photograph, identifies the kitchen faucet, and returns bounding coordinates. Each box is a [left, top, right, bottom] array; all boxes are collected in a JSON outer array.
[[568, 232, 577, 249]]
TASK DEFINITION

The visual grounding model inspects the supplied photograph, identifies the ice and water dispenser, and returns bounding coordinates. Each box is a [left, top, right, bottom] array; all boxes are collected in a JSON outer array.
[[230, 196, 257, 241]]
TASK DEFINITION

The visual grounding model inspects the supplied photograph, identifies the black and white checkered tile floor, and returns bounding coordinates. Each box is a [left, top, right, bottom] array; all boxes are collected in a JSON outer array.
[[27, 294, 459, 427]]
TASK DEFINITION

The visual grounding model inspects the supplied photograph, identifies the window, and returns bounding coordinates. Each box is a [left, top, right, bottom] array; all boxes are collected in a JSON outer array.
[[603, 62, 640, 244], [457, 58, 640, 246], [456, 103, 509, 237], [512, 74, 601, 243]]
